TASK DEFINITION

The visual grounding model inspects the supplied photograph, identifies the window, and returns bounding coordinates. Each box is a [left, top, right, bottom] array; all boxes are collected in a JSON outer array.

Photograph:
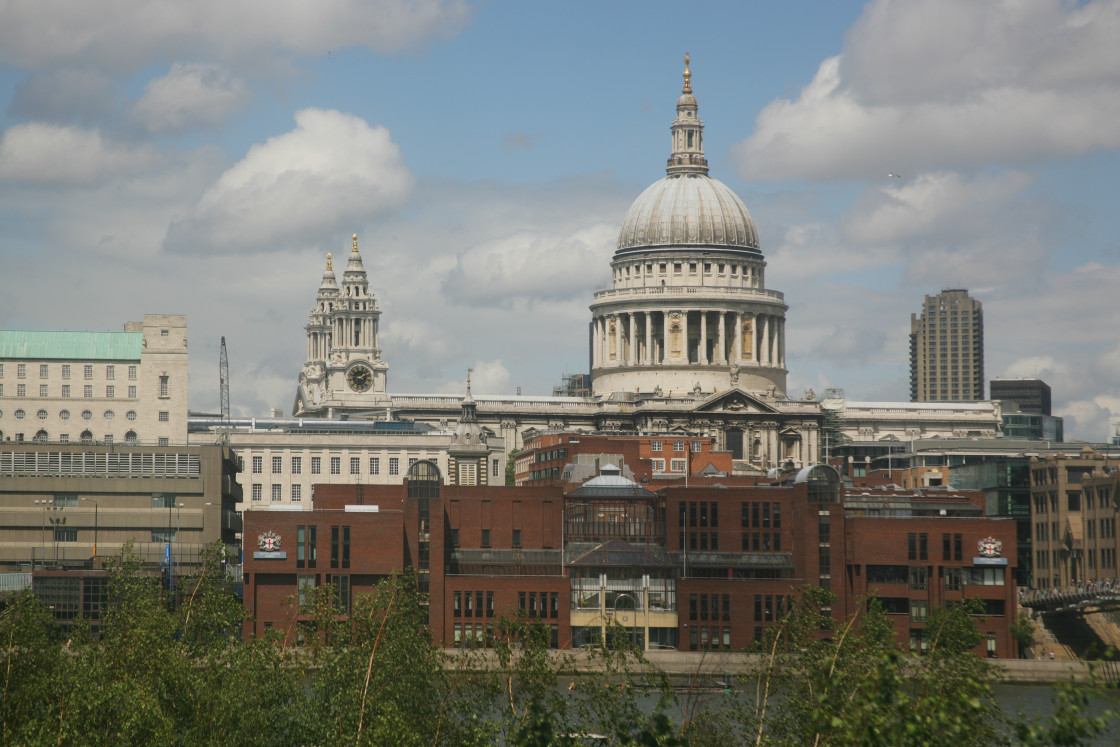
[[481, 529, 491, 547], [311, 457, 321, 475], [126, 410, 136, 421], [17, 364, 26, 378], [389, 457, 399, 475], [671, 458, 687, 472], [59, 409, 70, 420], [161, 329, 168, 337], [297, 575, 315, 606], [104, 410, 114, 421], [512, 529, 522, 548], [128, 365, 137, 380], [329, 575, 350, 613], [62, 385, 70, 398], [252, 484, 262, 501], [370, 457, 380, 474], [674, 440, 685, 451], [493, 458, 500, 477], [252, 456, 262, 474], [291, 484, 301, 502], [61, 365, 70, 379], [651, 441, 662, 452], [330, 457, 341, 475], [151, 530, 175, 543], [159, 376, 169, 397], [17, 384, 25, 397], [271, 485, 282, 502], [105, 365, 114, 380], [105, 386, 114, 398], [83, 365, 92, 380], [350, 457, 360, 475], [910, 600, 928, 623], [651, 458, 665, 472], [83, 386, 92, 398], [40, 385, 48, 397], [127, 386, 136, 398], [158, 438, 169, 446], [158, 411, 169, 422], [37, 409, 47, 420], [691, 441, 702, 452], [291, 457, 302, 474], [81, 410, 91, 420], [272, 456, 282, 474]]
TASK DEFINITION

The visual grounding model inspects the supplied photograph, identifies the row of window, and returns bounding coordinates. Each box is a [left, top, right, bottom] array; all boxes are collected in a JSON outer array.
[[681, 530, 720, 551], [292, 525, 351, 569], [740, 501, 781, 529], [865, 564, 1004, 588], [295, 574, 350, 612], [649, 440, 703, 453], [6, 430, 144, 445], [0, 384, 139, 399], [617, 260, 753, 280], [250, 484, 303, 502], [0, 364, 138, 380], [251, 454, 406, 476], [688, 593, 730, 622], [0, 408, 142, 421], [651, 458, 688, 472]]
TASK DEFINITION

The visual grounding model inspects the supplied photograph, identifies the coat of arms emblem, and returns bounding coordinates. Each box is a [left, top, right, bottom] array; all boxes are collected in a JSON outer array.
[[977, 536, 1002, 558], [258, 531, 282, 552]]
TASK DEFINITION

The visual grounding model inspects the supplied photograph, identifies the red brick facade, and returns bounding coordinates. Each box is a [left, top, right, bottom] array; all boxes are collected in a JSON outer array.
[[243, 463, 1018, 657]]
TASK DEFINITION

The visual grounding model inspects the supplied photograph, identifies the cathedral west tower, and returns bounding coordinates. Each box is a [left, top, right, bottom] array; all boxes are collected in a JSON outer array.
[[294, 234, 389, 416], [589, 55, 788, 398]]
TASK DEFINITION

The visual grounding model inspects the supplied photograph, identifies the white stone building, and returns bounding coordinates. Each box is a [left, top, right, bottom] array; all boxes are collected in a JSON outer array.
[[0, 314, 188, 446], [284, 58, 823, 474]]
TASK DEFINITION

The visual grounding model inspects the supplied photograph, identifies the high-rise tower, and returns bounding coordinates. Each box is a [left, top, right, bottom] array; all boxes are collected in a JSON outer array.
[[589, 55, 788, 397], [294, 234, 389, 415], [909, 289, 984, 402]]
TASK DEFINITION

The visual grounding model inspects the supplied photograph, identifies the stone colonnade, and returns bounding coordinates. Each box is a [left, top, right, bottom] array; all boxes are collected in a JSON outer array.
[[307, 316, 380, 361], [591, 310, 784, 369]]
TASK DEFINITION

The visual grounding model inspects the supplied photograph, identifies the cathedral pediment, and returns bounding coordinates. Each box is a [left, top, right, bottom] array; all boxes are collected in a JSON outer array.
[[692, 389, 780, 415]]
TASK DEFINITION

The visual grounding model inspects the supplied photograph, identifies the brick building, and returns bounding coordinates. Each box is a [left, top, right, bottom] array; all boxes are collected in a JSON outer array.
[[244, 462, 1019, 657], [516, 431, 733, 487]]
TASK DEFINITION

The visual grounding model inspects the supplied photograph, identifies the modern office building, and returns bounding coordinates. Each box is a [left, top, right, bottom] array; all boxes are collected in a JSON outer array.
[[0, 314, 189, 446], [0, 441, 242, 573], [909, 290, 984, 402], [990, 378, 1052, 415]]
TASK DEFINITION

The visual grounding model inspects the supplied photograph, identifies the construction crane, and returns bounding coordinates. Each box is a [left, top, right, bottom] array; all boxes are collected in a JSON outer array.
[[219, 336, 231, 445]]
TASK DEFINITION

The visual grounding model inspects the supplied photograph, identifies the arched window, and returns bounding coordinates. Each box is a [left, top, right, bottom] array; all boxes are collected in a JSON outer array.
[[124, 430, 138, 444], [80, 430, 94, 444], [406, 459, 442, 497], [34, 429, 48, 442]]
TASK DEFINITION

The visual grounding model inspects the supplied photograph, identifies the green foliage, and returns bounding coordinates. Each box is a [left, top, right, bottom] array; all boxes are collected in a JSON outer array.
[[5, 559, 1120, 745], [1010, 611, 1035, 656], [506, 447, 520, 486]]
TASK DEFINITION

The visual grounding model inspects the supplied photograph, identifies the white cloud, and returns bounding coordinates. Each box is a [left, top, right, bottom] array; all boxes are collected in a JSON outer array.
[[0, 123, 159, 185], [132, 62, 249, 133], [732, 0, 1120, 180], [0, 0, 471, 72], [164, 108, 413, 254], [442, 224, 616, 307]]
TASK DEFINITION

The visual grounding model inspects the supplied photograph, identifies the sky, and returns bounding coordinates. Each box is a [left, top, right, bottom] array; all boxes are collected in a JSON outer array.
[[1, 0, 1118, 441]]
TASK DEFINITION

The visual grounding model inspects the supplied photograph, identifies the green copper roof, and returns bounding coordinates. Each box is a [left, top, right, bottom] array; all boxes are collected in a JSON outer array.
[[0, 330, 142, 361]]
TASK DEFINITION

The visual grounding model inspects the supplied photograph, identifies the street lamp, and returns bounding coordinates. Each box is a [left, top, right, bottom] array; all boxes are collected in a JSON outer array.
[[33, 499, 48, 570], [81, 497, 98, 565]]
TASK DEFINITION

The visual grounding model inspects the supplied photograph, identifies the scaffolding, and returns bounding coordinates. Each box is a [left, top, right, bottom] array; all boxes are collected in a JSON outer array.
[[553, 373, 591, 397]]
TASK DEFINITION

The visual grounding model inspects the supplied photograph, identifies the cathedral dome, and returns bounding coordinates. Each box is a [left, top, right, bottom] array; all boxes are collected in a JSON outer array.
[[615, 173, 760, 256]]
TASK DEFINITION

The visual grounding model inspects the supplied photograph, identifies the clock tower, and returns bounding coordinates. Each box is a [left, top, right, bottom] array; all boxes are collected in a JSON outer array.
[[294, 234, 389, 416]]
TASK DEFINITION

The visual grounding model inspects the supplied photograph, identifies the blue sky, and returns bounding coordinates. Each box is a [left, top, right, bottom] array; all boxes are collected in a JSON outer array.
[[1, 0, 1118, 440]]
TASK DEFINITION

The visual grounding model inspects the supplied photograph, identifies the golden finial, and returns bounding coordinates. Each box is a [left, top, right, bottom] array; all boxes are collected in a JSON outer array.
[[326, 252, 332, 270], [352, 233, 358, 253], [682, 53, 692, 93]]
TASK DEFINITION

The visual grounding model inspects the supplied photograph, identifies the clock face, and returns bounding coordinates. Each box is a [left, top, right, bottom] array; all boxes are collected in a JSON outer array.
[[347, 364, 373, 392]]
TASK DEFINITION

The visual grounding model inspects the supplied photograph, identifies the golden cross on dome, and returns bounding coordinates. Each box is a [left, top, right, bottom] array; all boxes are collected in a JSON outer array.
[[352, 233, 358, 253], [683, 53, 692, 93], [326, 253, 332, 270]]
